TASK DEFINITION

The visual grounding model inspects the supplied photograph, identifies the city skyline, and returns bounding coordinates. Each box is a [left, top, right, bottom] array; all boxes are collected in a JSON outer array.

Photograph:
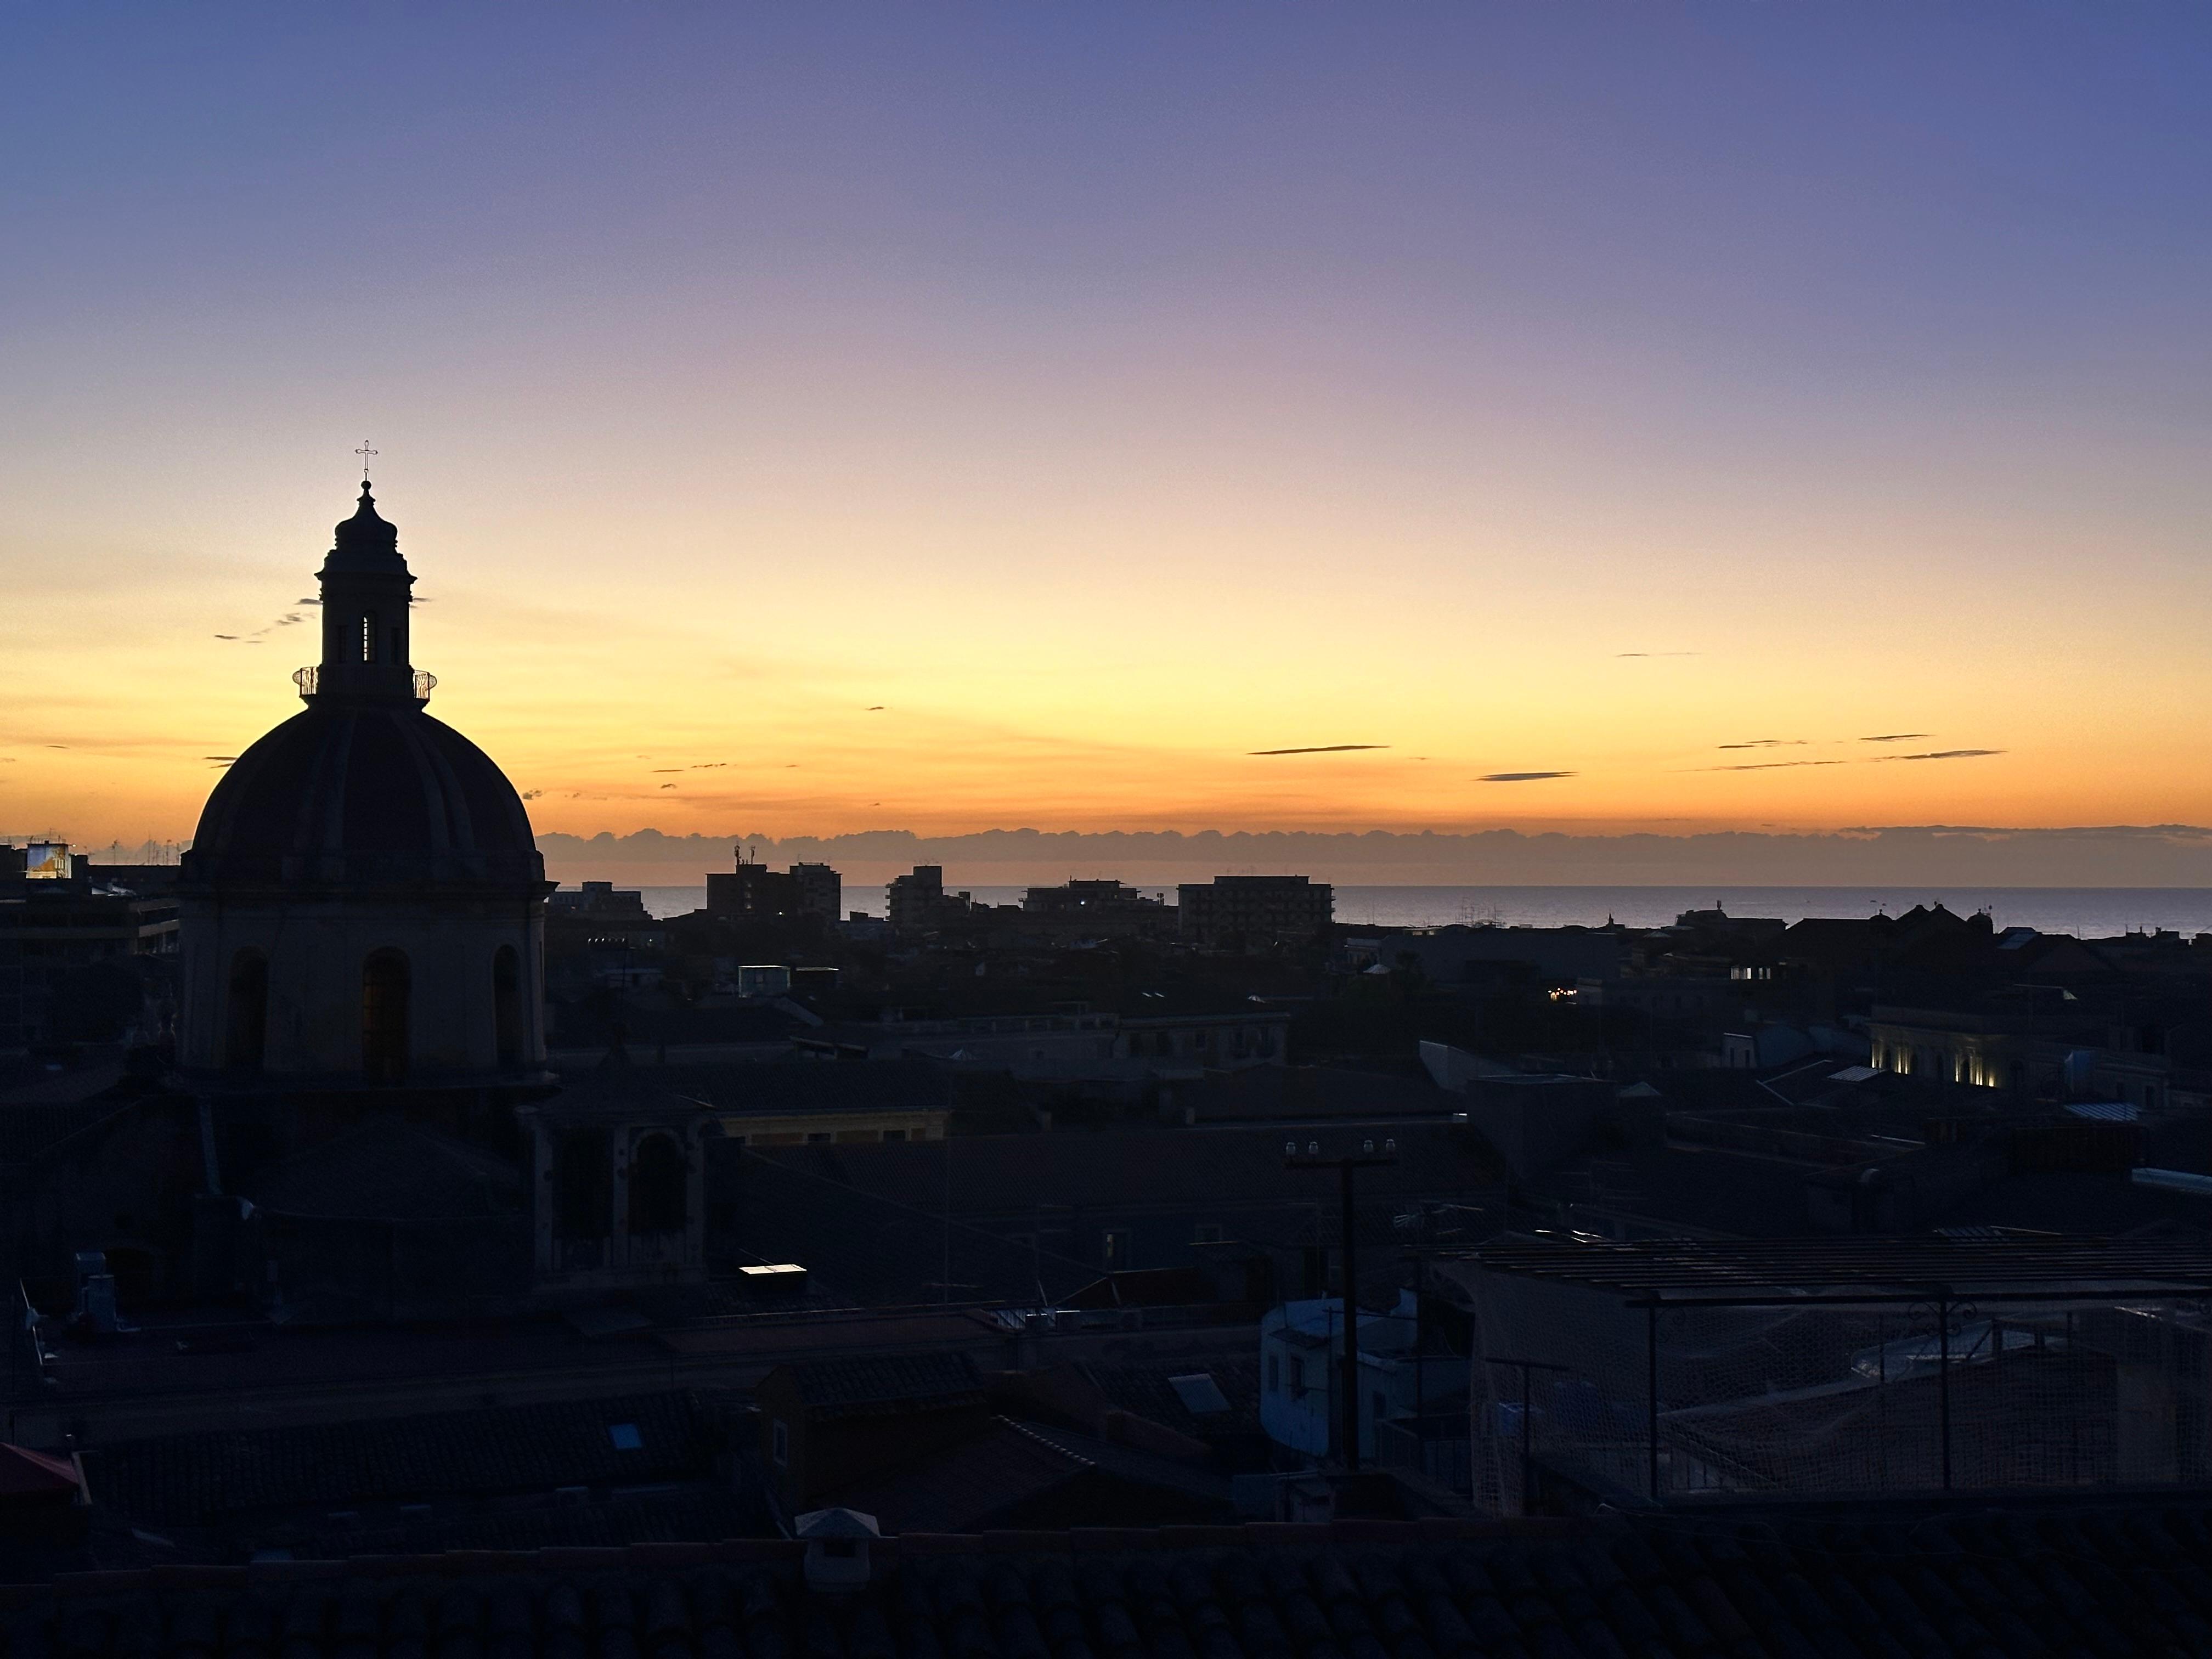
[[7, 7, 2210, 855]]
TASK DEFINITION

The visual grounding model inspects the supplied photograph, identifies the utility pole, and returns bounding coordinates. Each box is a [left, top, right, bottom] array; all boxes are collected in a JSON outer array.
[[1286, 1135, 1399, 1471]]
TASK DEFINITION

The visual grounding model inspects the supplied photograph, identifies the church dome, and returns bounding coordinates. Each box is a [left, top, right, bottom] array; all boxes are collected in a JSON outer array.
[[184, 701, 544, 889], [180, 475, 543, 893]]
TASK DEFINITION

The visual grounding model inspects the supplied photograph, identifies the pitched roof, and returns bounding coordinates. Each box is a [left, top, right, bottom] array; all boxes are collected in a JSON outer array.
[[0, 1059, 128, 1111], [231, 1485, 761, 1564], [756, 1120, 1504, 1216], [1081, 1357, 1264, 1440], [0, 1444, 79, 1499], [724, 1150, 1101, 1307], [662, 1059, 954, 1116], [1006, 1421, 1234, 1508], [83, 1393, 704, 1528], [834, 1418, 1086, 1534], [0, 1092, 137, 1161], [245, 1119, 524, 1221], [779, 1352, 981, 1412]]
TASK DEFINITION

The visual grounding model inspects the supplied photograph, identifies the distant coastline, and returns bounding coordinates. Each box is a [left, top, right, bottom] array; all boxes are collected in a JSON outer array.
[[537, 823, 2212, 890]]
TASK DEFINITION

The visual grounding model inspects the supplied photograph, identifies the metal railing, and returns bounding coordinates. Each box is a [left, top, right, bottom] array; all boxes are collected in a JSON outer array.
[[292, 667, 436, 701], [1472, 1290, 2212, 1511]]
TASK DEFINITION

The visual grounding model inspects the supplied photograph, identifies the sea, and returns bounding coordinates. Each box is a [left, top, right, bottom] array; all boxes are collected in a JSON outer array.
[[623, 884, 2212, 939]]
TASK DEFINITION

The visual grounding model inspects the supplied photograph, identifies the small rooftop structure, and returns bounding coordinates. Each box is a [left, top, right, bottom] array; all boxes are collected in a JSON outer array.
[[793, 1505, 879, 1590]]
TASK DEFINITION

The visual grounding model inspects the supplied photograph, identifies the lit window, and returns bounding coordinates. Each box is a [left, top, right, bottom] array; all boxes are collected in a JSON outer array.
[[608, 1422, 642, 1451], [361, 613, 377, 662]]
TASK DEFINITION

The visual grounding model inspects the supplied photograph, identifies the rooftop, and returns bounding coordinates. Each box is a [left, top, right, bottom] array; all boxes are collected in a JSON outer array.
[[753, 1120, 1504, 1217], [14, 1498, 2212, 1656], [84, 1393, 708, 1531], [777, 1352, 981, 1412]]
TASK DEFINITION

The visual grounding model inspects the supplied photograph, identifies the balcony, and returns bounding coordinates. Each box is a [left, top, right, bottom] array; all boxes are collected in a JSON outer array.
[[294, 667, 436, 702]]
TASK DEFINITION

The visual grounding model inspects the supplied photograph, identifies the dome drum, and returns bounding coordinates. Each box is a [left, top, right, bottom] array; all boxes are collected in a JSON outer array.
[[176, 895, 546, 1082]]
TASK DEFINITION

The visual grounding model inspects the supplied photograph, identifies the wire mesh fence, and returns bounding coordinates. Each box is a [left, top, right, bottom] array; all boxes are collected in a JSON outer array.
[[1374, 1415, 1474, 1494]]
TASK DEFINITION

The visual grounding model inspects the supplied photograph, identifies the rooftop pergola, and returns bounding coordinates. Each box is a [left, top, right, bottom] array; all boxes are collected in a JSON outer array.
[[1454, 1234, 2212, 1306]]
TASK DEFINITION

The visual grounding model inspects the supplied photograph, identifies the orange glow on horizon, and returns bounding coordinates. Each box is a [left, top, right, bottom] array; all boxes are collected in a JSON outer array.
[[5, 472, 2207, 850]]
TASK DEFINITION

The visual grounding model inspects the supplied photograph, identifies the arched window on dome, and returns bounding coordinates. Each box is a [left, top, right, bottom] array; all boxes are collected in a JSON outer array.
[[493, 945, 523, 1070], [629, 1133, 687, 1237], [224, 949, 267, 1074], [360, 612, 377, 663], [362, 948, 410, 1084]]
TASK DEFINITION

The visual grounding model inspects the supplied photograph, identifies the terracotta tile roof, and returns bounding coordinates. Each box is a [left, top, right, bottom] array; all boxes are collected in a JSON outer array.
[[82, 1395, 706, 1529], [759, 1122, 1503, 1215], [836, 1419, 1088, 1535], [0, 1094, 134, 1161], [1081, 1359, 1263, 1440], [781, 1352, 983, 1411], [0, 1444, 80, 1499], [245, 1120, 526, 1221], [253, 1486, 762, 1562], [13, 1500, 2212, 1655]]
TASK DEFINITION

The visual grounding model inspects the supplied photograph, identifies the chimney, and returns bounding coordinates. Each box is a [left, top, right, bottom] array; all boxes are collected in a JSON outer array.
[[794, 1506, 881, 1591]]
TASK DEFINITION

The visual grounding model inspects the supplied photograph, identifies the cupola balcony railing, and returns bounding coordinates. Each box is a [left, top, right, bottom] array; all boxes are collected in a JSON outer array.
[[293, 667, 436, 702]]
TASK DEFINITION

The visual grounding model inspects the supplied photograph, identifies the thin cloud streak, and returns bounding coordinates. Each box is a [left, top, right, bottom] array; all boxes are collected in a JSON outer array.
[[1248, 744, 1391, 756], [1699, 760, 1847, 772]]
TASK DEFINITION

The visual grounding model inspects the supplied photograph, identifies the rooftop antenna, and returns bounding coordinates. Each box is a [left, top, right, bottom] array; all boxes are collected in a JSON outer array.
[[355, 441, 378, 482]]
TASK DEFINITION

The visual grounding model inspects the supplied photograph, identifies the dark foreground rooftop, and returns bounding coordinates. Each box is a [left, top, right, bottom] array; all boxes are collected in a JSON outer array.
[[11, 1498, 2212, 1658]]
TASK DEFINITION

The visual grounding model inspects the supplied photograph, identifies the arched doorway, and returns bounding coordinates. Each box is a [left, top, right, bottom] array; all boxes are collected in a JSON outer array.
[[362, 949, 410, 1083], [493, 944, 523, 1070], [628, 1133, 687, 1237], [224, 949, 267, 1073]]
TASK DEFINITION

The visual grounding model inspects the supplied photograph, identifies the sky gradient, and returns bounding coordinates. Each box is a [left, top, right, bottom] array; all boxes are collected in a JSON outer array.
[[5, 5, 2210, 852]]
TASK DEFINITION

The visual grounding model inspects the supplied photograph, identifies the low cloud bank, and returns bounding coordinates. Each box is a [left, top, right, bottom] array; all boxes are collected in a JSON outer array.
[[536, 825, 2212, 889]]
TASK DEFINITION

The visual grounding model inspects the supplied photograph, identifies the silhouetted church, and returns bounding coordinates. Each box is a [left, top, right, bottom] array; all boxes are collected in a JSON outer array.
[[2, 478, 708, 1322], [176, 479, 548, 1083]]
